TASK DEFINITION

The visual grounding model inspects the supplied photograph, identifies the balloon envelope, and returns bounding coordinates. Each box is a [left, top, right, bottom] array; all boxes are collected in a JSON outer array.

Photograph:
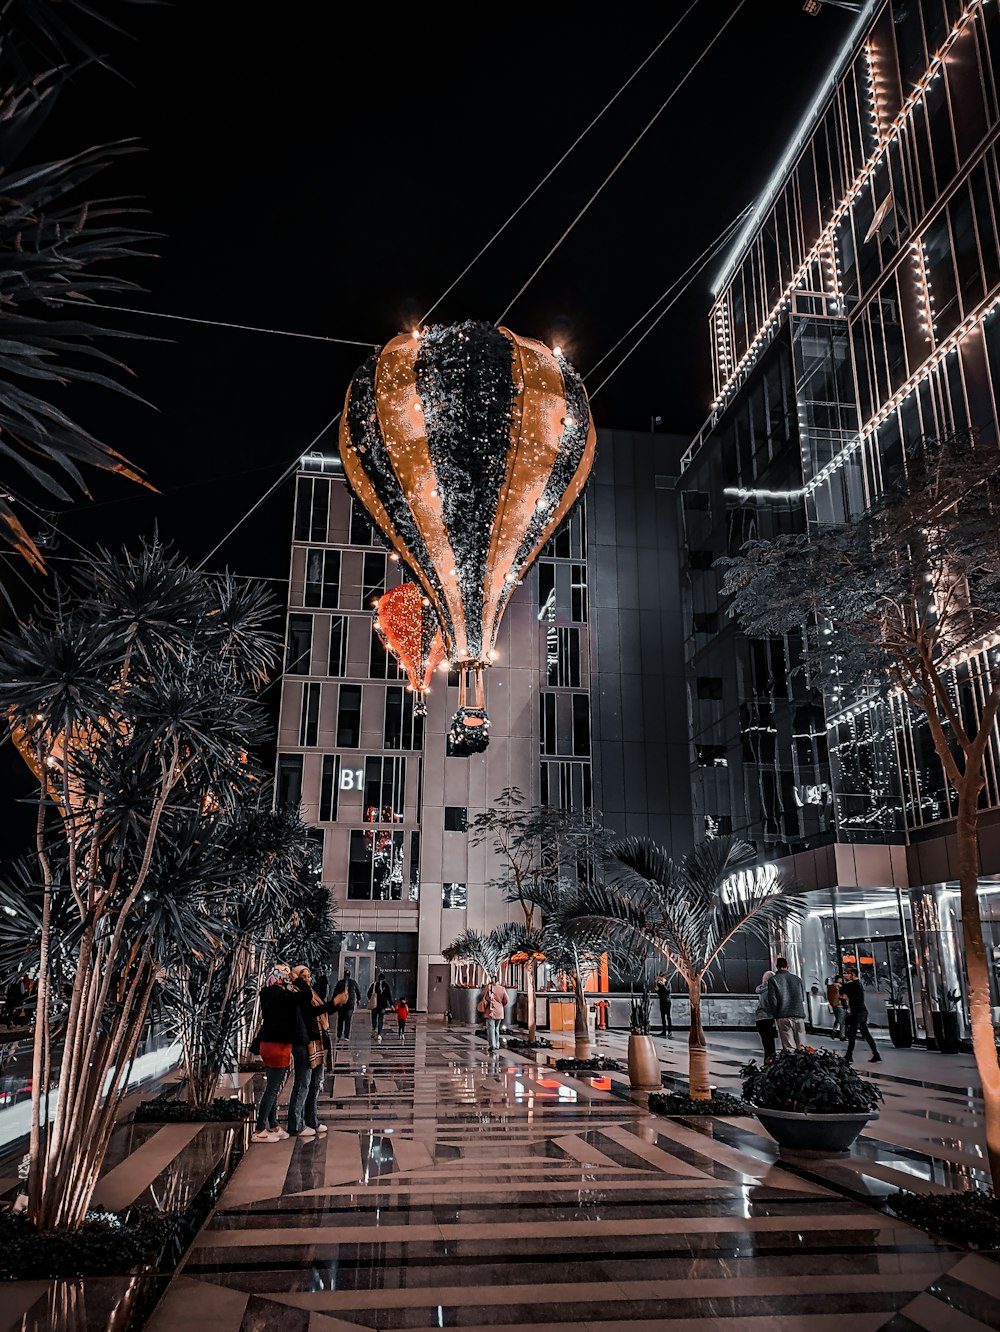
[[373, 582, 445, 706], [340, 320, 596, 670]]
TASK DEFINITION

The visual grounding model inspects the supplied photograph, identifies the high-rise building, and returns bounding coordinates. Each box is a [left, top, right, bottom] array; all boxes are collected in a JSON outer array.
[[275, 428, 692, 1011], [678, 0, 1000, 1036]]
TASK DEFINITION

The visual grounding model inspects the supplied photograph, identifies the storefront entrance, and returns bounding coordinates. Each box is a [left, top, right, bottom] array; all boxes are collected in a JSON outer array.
[[838, 935, 912, 1026], [339, 949, 374, 998]]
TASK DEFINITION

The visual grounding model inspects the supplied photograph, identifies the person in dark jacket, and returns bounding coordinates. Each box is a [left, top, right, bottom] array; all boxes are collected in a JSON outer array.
[[367, 972, 393, 1042], [753, 969, 778, 1060], [841, 968, 881, 1064], [253, 964, 299, 1142], [767, 957, 806, 1051], [655, 972, 673, 1038], [287, 965, 339, 1136], [332, 968, 363, 1039]]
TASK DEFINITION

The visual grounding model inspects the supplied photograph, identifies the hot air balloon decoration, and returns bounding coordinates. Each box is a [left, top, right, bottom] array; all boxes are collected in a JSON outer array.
[[340, 320, 596, 753], [372, 582, 445, 717]]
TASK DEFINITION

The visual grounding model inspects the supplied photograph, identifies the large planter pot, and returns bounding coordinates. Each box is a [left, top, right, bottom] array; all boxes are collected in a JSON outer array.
[[887, 1006, 914, 1048], [750, 1104, 877, 1152], [449, 986, 481, 1026], [931, 1010, 963, 1053], [627, 1033, 661, 1089]]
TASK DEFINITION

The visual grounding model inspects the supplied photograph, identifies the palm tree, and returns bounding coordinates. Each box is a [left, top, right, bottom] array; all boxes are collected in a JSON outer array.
[[0, 540, 279, 1230], [549, 836, 801, 1099], [443, 921, 546, 1037], [0, 1, 156, 579]]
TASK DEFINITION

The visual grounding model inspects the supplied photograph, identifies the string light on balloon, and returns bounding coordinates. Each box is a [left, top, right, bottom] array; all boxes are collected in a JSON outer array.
[[371, 582, 446, 717], [339, 319, 597, 752]]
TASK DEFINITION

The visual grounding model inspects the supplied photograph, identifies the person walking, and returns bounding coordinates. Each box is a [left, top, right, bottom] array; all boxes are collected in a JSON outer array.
[[754, 969, 778, 1060], [332, 967, 362, 1040], [287, 965, 337, 1138], [252, 963, 298, 1142], [478, 976, 509, 1052], [827, 974, 846, 1038], [767, 956, 807, 1051], [395, 996, 410, 1040], [367, 972, 393, 1043], [655, 972, 673, 1038], [841, 967, 882, 1064]]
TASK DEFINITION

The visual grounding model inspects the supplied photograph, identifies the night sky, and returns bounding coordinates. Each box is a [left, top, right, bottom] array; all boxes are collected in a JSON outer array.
[[3, 0, 859, 592]]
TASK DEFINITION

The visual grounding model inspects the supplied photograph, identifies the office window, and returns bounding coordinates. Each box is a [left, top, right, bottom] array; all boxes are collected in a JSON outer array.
[[348, 828, 404, 900], [328, 615, 348, 676], [350, 498, 377, 545], [693, 612, 719, 634], [361, 552, 386, 608], [319, 755, 340, 821], [384, 685, 424, 750], [337, 684, 362, 747], [571, 563, 588, 623], [572, 694, 590, 757], [276, 754, 303, 810], [537, 561, 587, 623], [408, 831, 420, 902], [298, 681, 320, 746], [697, 677, 724, 700], [541, 692, 590, 757], [294, 475, 330, 542], [304, 548, 340, 609], [442, 882, 467, 909], [444, 806, 467, 832], [696, 744, 728, 767], [364, 756, 406, 822], [285, 614, 312, 675], [547, 626, 581, 687], [538, 561, 555, 618], [540, 692, 557, 756], [447, 669, 460, 687], [540, 759, 591, 812], [370, 622, 402, 680]]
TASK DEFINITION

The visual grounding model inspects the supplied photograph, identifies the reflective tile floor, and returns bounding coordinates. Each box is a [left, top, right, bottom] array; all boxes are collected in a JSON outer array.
[[138, 1021, 1000, 1331]]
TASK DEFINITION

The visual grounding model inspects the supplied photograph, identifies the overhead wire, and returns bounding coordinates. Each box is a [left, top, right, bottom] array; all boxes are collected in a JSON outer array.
[[419, 0, 702, 325], [585, 204, 752, 381], [59, 299, 378, 349], [494, 0, 748, 326], [589, 218, 748, 399]]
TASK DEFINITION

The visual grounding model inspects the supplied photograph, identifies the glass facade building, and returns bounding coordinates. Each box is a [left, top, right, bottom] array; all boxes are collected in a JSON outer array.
[[275, 430, 692, 1011], [678, 0, 1000, 1037]]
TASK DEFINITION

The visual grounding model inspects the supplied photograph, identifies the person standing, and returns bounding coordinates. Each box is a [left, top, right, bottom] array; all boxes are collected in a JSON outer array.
[[395, 996, 410, 1040], [767, 957, 806, 1051], [655, 972, 673, 1038], [827, 974, 846, 1038], [287, 965, 336, 1138], [841, 967, 882, 1064], [367, 972, 393, 1043], [754, 969, 778, 1060], [252, 963, 298, 1142], [478, 976, 509, 1052], [332, 967, 362, 1040]]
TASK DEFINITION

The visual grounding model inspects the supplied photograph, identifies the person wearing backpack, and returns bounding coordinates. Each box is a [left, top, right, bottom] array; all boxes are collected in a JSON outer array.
[[477, 976, 509, 1052]]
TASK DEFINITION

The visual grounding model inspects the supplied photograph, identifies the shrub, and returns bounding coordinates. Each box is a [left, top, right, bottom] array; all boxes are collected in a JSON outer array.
[[649, 1089, 749, 1117], [553, 1056, 624, 1072], [887, 1189, 1000, 1250], [0, 1206, 185, 1279], [134, 1097, 253, 1124], [741, 1049, 882, 1114]]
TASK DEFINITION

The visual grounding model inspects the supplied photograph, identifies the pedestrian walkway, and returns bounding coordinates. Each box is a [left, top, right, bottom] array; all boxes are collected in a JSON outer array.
[[146, 1020, 1000, 1331]]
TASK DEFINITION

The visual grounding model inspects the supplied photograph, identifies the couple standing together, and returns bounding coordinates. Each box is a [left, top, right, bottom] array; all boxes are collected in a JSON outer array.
[[252, 963, 340, 1142], [754, 957, 881, 1064]]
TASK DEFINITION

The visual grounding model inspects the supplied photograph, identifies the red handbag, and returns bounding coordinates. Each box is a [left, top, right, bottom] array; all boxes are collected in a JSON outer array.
[[259, 1040, 292, 1069]]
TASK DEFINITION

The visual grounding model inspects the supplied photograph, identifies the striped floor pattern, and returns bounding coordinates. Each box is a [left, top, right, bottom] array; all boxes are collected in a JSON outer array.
[[145, 1023, 1000, 1331]]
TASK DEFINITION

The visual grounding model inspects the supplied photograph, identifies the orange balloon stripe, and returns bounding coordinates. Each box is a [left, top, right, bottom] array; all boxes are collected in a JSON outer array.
[[374, 336, 469, 662]]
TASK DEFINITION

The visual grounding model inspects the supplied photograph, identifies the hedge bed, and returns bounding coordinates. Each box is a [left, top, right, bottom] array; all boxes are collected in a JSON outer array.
[[648, 1089, 751, 1117], [886, 1188, 1000, 1251], [134, 1096, 253, 1124], [553, 1056, 624, 1073]]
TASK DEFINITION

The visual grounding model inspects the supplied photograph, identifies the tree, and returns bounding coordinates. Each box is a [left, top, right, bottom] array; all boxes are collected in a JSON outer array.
[[0, 541, 278, 1230], [0, 1, 155, 578], [159, 802, 327, 1109], [720, 428, 1000, 1182], [549, 836, 800, 1098], [468, 787, 609, 1041]]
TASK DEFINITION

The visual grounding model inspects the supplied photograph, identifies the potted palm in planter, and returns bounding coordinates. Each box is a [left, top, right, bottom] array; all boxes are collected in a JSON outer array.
[[741, 1048, 882, 1152], [931, 987, 963, 1053], [886, 976, 914, 1049], [626, 977, 660, 1089]]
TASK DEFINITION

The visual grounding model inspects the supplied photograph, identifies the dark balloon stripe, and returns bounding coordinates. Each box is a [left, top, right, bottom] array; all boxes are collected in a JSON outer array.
[[415, 322, 514, 659], [343, 354, 456, 645]]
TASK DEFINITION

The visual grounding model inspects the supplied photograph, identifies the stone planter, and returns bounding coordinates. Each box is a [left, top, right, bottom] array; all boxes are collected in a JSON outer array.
[[887, 1005, 914, 1048], [626, 1033, 661, 1089], [750, 1104, 878, 1152], [449, 986, 481, 1026], [931, 1010, 962, 1053]]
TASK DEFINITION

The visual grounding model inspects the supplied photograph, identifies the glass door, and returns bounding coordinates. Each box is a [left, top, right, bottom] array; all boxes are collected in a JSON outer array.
[[839, 936, 910, 1025], [340, 949, 374, 999]]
